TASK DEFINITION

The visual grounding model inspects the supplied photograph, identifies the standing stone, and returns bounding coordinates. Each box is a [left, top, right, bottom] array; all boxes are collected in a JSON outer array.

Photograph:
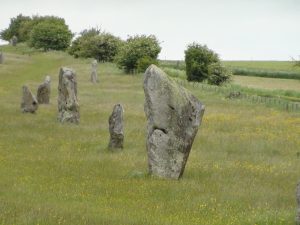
[[108, 104, 124, 150], [57, 67, 80, 123], [297, 182, 300, 225], [144, 65, 205, 179], [21, 85, 38, 113], [37, 76, 51, 104], [0, 52, 3, 64], [11, 36, 18, 46], [91, 59, 98, 83]]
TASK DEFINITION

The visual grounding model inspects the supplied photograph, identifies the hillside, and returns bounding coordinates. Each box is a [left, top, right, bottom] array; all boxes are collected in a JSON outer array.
[[0, 47, 299, 225]]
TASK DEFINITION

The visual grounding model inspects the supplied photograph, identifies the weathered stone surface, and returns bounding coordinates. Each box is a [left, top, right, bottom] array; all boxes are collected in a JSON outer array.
[[37, 76, 51, 104], [91, 59, 98, 83], [108, 104, 124, 150], [0, 52, 3, 64], [57, 67, 80, 123], [297, 182, 300, 224], [144, 65, 205, 179], [21, 85, 38, 113], [11, 36, 18, 46]]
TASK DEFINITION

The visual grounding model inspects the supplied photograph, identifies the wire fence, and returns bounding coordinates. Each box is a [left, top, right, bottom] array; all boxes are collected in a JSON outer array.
[[175, 79, 300, 113]]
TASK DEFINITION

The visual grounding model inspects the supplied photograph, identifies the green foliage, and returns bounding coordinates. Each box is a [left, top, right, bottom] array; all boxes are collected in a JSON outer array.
[[1, 14, 71, 51], [69, 28, 122, 62], [207, 63, 232, 85], [0, 14, 68, 43], [136, 56, 158, 73], [19, 15, 67, 43], [185, 43, 231, 85], [115, 35, 161, 73], [185, 43, 219, 82], [29, 21, 72, 51], [0, 14, 31, 41]]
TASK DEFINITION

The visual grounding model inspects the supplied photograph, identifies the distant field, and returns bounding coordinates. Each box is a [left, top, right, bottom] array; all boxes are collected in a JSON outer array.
[[223, 61, 300, 72], [233, 75, 300, 92], [0, 46, 299, 225], [160, 60, 300, 80], [160, 60, 300, 72]]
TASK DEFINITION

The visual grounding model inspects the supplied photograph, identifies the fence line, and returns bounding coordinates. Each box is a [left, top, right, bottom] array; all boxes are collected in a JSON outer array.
[[174, 79, 300, 113]]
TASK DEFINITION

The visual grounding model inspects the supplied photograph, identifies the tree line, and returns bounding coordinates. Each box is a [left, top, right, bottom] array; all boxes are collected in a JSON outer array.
[[0, 14, 231, 85]]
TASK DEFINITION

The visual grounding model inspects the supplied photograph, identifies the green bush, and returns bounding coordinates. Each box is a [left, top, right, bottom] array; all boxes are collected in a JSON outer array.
[[29, 21, 72, 51], [136, 56, 158, 73], [68, 28, 100, 58], [207, 63, 232, 85], [115, 35, 161, 73], [69, 29, 122, 62], [185, 43, 231, 85]]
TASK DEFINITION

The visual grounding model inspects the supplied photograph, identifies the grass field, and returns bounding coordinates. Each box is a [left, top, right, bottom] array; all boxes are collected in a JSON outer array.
[[0, 46, 300, 225], [223, 61, 300, 72], [233, 75, 300, 92]]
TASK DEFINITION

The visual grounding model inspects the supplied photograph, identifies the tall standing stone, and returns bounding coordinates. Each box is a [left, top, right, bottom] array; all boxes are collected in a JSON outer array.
[[297, 182, 300, 225], [11, 36, 18, 46], [57, 67, 80, 123], [21, 85, 38, 113], [144, 65, 205, 179], [37, 76, 51, 104], [108, 104, 124, 150], [0, 52, 3, 64], [91, 59, 98, 83]]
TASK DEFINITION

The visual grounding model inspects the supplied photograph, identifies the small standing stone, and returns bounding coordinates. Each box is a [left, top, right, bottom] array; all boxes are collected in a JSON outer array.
[[0, 52, 3, 64], [144, 65, 205, 179], [37, 76, 51, 104], [11, 36, 18, 46], [297, 182, 300, 224], [57, 67, 80, 123], [21, 85, 38, 113], [91, 59, 98, 83], [108, 104, 124, 150]]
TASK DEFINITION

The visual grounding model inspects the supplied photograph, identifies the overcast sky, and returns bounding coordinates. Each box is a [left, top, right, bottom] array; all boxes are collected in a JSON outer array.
[[0, 0, 299, 60]]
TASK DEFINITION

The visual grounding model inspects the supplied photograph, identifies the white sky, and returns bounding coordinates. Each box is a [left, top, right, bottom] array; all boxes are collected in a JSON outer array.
[[0, 0, 299, 60]]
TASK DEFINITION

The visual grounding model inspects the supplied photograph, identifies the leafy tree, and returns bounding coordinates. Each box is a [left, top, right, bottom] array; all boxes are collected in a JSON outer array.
[[69, 28, 122, 62], [1, 14, 71, 46], [185, 43, 231, 85], [136, 56, 158, 73], [115, 35, 161, 73], [0, 14, 31, 41], [29, 21, 72, 51], [18, 15, 67, 42]]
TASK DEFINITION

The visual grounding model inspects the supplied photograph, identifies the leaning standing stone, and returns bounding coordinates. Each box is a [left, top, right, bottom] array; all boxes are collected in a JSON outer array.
[[11, 36, 18, 46], [37, 76, 51, 104], [57, 67, 80, 123], [21, 85, 38, 113], [0, 52, 3, 64], [297, 182, 300, 225], [108, 104, 124, 150], [91, 59, 98, 83], [144, 65, 205, 179]]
